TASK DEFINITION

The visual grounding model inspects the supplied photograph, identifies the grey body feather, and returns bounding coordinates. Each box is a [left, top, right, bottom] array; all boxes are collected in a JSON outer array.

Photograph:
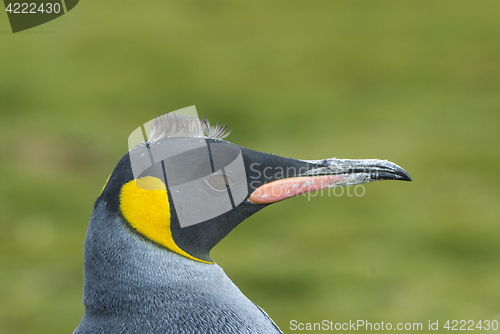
[[73, 201, 281, 334]]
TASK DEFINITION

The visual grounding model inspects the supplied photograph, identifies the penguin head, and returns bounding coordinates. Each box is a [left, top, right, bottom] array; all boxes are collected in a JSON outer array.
[[99, 112, 411, 263]]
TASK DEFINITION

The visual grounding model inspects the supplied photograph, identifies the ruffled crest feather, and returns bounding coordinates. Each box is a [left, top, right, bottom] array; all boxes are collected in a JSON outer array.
[[147, 112, 231, 143]]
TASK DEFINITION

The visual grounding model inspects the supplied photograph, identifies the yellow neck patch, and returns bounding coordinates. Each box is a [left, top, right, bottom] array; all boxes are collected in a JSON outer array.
[[99, 174, 111, 196], [119, 176, 213, 264]]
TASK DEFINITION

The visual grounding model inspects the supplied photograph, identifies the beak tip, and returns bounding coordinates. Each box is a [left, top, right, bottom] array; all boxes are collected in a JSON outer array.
[[399, 168, 412, 182], [394, 166, 412, 182], [402, 174, 412, 182]]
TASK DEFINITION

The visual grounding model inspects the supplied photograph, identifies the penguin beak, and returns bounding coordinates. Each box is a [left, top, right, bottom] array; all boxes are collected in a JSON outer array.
[[248, 158, 411, 204]]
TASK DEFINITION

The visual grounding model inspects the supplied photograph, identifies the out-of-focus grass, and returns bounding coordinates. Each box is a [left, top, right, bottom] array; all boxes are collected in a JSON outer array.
[[1, 1, 499, 333]]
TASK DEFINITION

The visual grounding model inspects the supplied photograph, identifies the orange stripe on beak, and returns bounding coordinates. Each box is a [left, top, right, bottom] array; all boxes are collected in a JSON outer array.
[[248, 175, 348, 204]]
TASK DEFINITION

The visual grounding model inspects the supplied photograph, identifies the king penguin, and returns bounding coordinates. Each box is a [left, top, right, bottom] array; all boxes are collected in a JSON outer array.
[[73, 112, 411, 334]]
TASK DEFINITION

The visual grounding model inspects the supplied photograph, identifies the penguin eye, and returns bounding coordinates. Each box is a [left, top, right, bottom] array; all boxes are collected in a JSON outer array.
[[206, 174, 234, 191]]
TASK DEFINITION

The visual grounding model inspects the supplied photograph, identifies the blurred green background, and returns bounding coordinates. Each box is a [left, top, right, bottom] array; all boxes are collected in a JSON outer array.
[[1, 1, 499, 333]]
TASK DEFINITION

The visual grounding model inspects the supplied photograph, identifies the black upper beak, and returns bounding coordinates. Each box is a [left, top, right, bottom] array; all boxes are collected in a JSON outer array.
[[248, 157, 411, 204], [302, 158, 412, 182]]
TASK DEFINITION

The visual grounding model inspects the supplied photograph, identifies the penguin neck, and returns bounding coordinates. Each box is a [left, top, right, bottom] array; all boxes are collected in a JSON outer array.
[[78, 198, 283, 333], [82, 200, 241, 313]]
